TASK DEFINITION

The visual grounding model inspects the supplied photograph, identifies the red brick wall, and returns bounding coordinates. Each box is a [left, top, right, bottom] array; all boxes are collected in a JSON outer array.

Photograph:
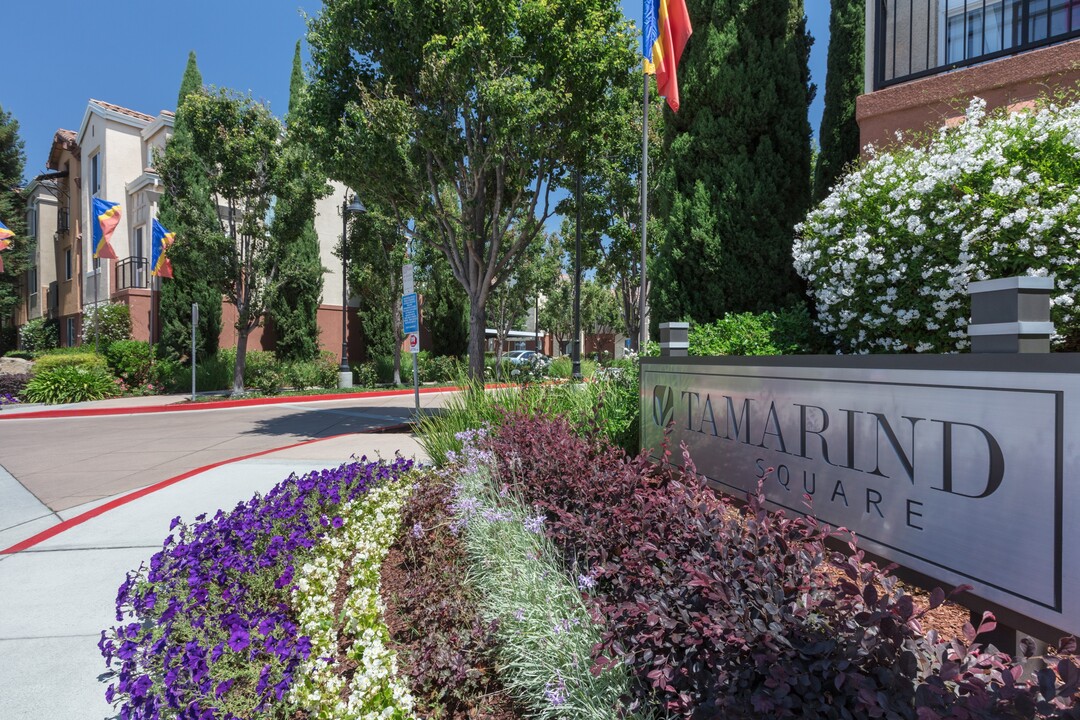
[[857, 38, 1080, 154]]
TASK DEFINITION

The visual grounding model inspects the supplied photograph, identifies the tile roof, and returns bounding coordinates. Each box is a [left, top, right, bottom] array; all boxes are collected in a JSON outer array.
[[89, 99, 155, 123], [47, 129, 80, 169]]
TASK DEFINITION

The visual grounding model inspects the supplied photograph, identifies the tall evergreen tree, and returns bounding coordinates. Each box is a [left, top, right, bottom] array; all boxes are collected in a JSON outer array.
[[269, 41, 326, 362], [813, 0, 864, 201], [651, 0, 814, 327], [157, 52, 224, 362], [0, 106, 28, 342]]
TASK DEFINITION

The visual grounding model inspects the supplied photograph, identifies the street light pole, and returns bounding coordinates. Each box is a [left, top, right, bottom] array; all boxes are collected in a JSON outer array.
[[339, 192, 366, 389]]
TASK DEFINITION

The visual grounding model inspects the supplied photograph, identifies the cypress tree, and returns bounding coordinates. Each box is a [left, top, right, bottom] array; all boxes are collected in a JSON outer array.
[[0, 106, 27, 342], [651, 0, 814, 326], [813, 0, 864, 201], [157, 51, 224, 362], [269, 41, 326, 362]]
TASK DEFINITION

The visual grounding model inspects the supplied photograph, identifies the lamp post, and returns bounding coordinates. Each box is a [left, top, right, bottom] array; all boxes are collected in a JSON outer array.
[[339, 192, 367, 388]]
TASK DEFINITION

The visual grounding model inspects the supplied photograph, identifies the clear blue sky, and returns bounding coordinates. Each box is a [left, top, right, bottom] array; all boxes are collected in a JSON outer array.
[[5, 1, 830, 184]]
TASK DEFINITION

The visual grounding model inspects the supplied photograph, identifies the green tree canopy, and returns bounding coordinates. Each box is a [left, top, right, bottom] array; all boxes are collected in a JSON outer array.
[[813, 0, 864, 201], [157, 52, 224, 363], [0, 105, 28, 339], [349, 201, 408, 384], [301, 0, 638, 379], [163, 88, 305, 393], [269, 41, 328, 363], [652, 0, 814, 328]]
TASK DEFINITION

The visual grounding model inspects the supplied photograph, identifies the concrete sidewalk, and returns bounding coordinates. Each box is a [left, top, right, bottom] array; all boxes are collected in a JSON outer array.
[[0, 432, 428, 720]]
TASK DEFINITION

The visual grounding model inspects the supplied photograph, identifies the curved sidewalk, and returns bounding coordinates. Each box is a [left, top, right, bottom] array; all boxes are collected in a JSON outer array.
[[0, 431, 429, 720]]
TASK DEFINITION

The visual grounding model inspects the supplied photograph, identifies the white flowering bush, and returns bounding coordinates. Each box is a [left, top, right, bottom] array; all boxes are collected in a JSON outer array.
[[290, 478, 416, 719], [794, 96, 1080, 353]]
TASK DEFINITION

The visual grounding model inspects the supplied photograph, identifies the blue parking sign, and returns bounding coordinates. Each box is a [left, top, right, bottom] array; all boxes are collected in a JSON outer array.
[[402, 293, 419, 334]]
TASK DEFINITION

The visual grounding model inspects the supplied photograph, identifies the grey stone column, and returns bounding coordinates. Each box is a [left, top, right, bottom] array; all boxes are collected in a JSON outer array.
[[659, 322, 689, 357], [967, 276, 1053, 662], [967, 276, 1055, 353]]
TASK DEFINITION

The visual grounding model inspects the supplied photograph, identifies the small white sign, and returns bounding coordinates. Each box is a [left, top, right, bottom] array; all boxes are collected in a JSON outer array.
[[402, 264, 414, 295], [407, 332, 420, 354]]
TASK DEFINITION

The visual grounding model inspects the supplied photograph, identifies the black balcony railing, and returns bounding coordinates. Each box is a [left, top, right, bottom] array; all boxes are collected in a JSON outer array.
[[116, 256, 150, 291], [57, 207, 69, 234], [874, 0, 1080, 89]]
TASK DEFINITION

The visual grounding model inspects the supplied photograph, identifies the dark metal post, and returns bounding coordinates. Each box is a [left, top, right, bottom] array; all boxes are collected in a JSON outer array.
[[339, 195, 352, 388], [573, 170, 582, 380]]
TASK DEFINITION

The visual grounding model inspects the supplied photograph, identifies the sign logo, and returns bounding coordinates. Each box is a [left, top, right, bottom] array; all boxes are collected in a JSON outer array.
[[652, 384, 674, 427]]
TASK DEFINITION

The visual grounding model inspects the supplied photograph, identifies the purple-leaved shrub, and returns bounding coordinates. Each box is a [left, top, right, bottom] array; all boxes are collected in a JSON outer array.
[[486, 413, 1080, 719]]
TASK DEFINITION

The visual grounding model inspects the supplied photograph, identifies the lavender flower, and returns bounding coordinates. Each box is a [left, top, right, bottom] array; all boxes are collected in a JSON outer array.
[[523, 514, 545, 534], [544, 671, 568, 707], [410, 521, 424, 539]]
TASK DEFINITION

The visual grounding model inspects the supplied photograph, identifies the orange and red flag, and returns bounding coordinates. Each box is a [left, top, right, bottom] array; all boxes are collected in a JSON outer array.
[[643, 0, 692, 111]]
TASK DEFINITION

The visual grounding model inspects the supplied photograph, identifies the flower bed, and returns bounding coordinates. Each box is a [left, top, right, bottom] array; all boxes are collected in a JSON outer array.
[[379, 464, 523, 718], [100, 456, 414, 719], [477, 414, 1080, 719], [100, 413, 1080, 719]]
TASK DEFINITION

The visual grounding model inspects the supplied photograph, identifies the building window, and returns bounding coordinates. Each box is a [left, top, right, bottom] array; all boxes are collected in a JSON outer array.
[[66, 317, 76, 347], [90, 153, 100, 196], [27, 204, 37, 239], [65, 248, 72, 280]]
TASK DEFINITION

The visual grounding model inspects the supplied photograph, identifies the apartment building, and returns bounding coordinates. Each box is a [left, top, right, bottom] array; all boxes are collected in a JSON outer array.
[[16, 129, 85, 346], [15, 179, 58, 329], [18, 99, 357, 360], [857, 0, 1080, 149]]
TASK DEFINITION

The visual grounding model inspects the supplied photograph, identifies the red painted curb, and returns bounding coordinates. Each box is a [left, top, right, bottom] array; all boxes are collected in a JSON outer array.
[[0, 433, 363, 555], [0, 384, 497, 421]]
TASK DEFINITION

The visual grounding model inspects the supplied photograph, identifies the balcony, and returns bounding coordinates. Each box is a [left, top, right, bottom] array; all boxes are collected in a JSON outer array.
[[874, 0, 1080, 89], [57, 207, 70, 234], [115, 256, 150, 291]]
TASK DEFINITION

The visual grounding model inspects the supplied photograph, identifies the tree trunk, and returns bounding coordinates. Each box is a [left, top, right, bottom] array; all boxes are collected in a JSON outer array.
[[392, 294, 403, 385], [468, 296, 487, 381], [233, 329, 249, 394]]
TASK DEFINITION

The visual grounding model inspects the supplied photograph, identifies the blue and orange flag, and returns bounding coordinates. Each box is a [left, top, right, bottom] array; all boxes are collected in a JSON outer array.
[[644, 0, 692, 111], [151, 219, 174, 279], [0, 220, 13, 273], [92, 197, 120, 260]]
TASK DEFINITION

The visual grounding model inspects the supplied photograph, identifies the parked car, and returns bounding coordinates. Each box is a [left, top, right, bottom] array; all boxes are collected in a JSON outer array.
[[506, 350, 550, 366]]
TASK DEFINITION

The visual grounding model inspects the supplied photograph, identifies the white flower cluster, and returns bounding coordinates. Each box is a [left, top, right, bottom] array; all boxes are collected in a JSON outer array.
[[289, 480, 416, 719], [794, 96, 1080, 353]]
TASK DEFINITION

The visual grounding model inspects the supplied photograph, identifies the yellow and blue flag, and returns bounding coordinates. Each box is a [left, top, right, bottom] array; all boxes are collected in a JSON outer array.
[[151, 219, 174, 279], [92, 197, 120, 260], [0, 220, 13, 273], [644, 0, 692, 111]]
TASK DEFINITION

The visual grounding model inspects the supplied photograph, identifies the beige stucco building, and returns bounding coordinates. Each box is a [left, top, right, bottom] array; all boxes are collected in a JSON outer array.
[[15, 98, 359, 360]]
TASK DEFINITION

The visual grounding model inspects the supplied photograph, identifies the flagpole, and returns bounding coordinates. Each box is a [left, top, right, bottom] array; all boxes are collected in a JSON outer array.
[[94, 257, 99, 353], [639, 69, 649, 353]]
